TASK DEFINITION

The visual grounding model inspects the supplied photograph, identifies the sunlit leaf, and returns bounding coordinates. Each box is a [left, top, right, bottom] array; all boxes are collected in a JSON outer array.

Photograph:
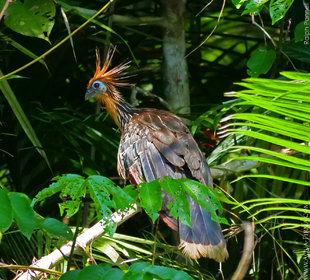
[[3, 0, 56, 42]]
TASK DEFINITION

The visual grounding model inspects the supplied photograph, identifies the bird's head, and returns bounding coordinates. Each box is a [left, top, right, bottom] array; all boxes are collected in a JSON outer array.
[[85, 47, 130, 103]]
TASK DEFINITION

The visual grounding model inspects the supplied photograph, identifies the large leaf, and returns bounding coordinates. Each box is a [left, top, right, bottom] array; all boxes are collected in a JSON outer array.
[[38, 218, 73, 240], [247, 48, 276, 77], [159, 178, 191, 227], [0, 189, 13, 232], [9, 193, 37, 239], [138, 180, 162, 223], [3, 0, 56, 42]]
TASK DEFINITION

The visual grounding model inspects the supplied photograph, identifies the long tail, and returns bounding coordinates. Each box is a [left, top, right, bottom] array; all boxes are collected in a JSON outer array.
[[178, 195, 228, 262]]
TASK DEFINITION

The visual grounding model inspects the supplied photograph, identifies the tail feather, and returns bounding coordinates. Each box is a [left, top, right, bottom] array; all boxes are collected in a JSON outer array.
[[178, 195, 228, 262]]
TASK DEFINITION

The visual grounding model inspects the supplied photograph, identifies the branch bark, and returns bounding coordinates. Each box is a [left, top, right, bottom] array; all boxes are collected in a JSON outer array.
[[17, 205, 140, 280], [231, 222, 255, 280]]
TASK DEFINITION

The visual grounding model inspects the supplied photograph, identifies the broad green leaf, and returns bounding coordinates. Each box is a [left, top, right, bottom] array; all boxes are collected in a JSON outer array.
[[86, 177, 112, 218], [247, 49, 276, 77], [59, 270, 80, 280], [0, 69, 51, 171], [138, 180, 161, 223], [75, 265, 105, 280], [86, 176, 118, 236], [9, 193, 37, 239], [32, 181, 62, 206], [3, 0, 56, 42], [160, 177, 191, 227], [242, 0, 268, 15], [294, 21, 305, 43], [182, 179, 229, 225], [128, 262, 193, 280], [88, 175, 135, 210], [39, 218, 73, 240], [57, 174, 86, 217], [270, 0, 294, 24], [147, 265, 193, 280], [0, 189, 13, 232], [101, 268, 124, 279]]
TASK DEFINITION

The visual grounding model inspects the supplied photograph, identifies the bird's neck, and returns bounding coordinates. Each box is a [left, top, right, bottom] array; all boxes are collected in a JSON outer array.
[[115, 97, 139, 130], [96, 90, 138, 130]]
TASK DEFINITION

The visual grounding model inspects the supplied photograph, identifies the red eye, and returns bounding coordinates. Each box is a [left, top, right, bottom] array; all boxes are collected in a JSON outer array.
[[93, 82, 100, 88]]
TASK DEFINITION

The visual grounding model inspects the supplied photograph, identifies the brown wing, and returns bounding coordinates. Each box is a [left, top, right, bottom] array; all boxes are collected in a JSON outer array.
[[117, 108, 212, 187]]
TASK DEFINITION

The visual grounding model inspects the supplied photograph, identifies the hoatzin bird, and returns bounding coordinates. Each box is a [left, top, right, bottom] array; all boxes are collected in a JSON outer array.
[[85, 48, 228, 262]]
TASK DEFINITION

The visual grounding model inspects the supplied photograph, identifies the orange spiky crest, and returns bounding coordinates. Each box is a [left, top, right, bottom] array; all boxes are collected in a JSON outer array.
[[87, 47, 130, 90]]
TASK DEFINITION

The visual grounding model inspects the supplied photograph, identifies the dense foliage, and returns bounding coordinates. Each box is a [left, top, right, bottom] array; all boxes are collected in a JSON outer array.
[[0, 0, 309, 279]]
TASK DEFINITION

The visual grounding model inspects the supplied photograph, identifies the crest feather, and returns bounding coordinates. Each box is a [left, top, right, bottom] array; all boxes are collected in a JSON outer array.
[[88, 47, 131, 88]]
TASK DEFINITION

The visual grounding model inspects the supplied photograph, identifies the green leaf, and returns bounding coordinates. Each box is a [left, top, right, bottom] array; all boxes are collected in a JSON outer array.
[[232, 0, 247, 9], [4, 0, 56, 42], [294, 21, 305, 43], [57, 174, 86, 217], [0, 69, 51, 171], [128, 262, 193, 280], [86, 176, 116, 236], [88, 175, 135, 210], [59, 270, 80, 280], [0, 189, 13, 232], [138, 180, 162, 223], [242, 0, 268, 15], [32, 181, 62, 206], [39, 218, 73, 240], [9, 193, 37, 239], [101, 268, 124, 279], [87, 177, 113, 216], [182, 179, 229, 225], [160, 178, 191, 227], [247, 49, 276, 77], [75, 265, 105, 280], [269, 0, 294, 25]]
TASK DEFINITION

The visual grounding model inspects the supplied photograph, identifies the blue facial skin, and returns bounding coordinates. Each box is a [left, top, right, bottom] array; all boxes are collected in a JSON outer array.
[[85, 80, 107, 100]]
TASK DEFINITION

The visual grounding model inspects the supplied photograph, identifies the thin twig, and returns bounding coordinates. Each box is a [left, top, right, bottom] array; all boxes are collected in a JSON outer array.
[[196, 0, 215, 17], [0, 0, 11, 22], [185, 0, 226, 58]]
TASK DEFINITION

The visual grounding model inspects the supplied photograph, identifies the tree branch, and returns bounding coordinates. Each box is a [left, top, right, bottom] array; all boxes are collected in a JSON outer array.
[[232, 222, 255, 280], [17, 205, 140, 280], [0, 0, 12, 22]]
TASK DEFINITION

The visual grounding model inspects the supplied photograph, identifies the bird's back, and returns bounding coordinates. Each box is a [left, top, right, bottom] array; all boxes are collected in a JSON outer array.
[[117, 108, 212, 186]]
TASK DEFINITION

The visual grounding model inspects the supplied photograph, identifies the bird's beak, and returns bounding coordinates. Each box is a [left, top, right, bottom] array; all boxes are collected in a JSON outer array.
[[85, 88, 96, 100]]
